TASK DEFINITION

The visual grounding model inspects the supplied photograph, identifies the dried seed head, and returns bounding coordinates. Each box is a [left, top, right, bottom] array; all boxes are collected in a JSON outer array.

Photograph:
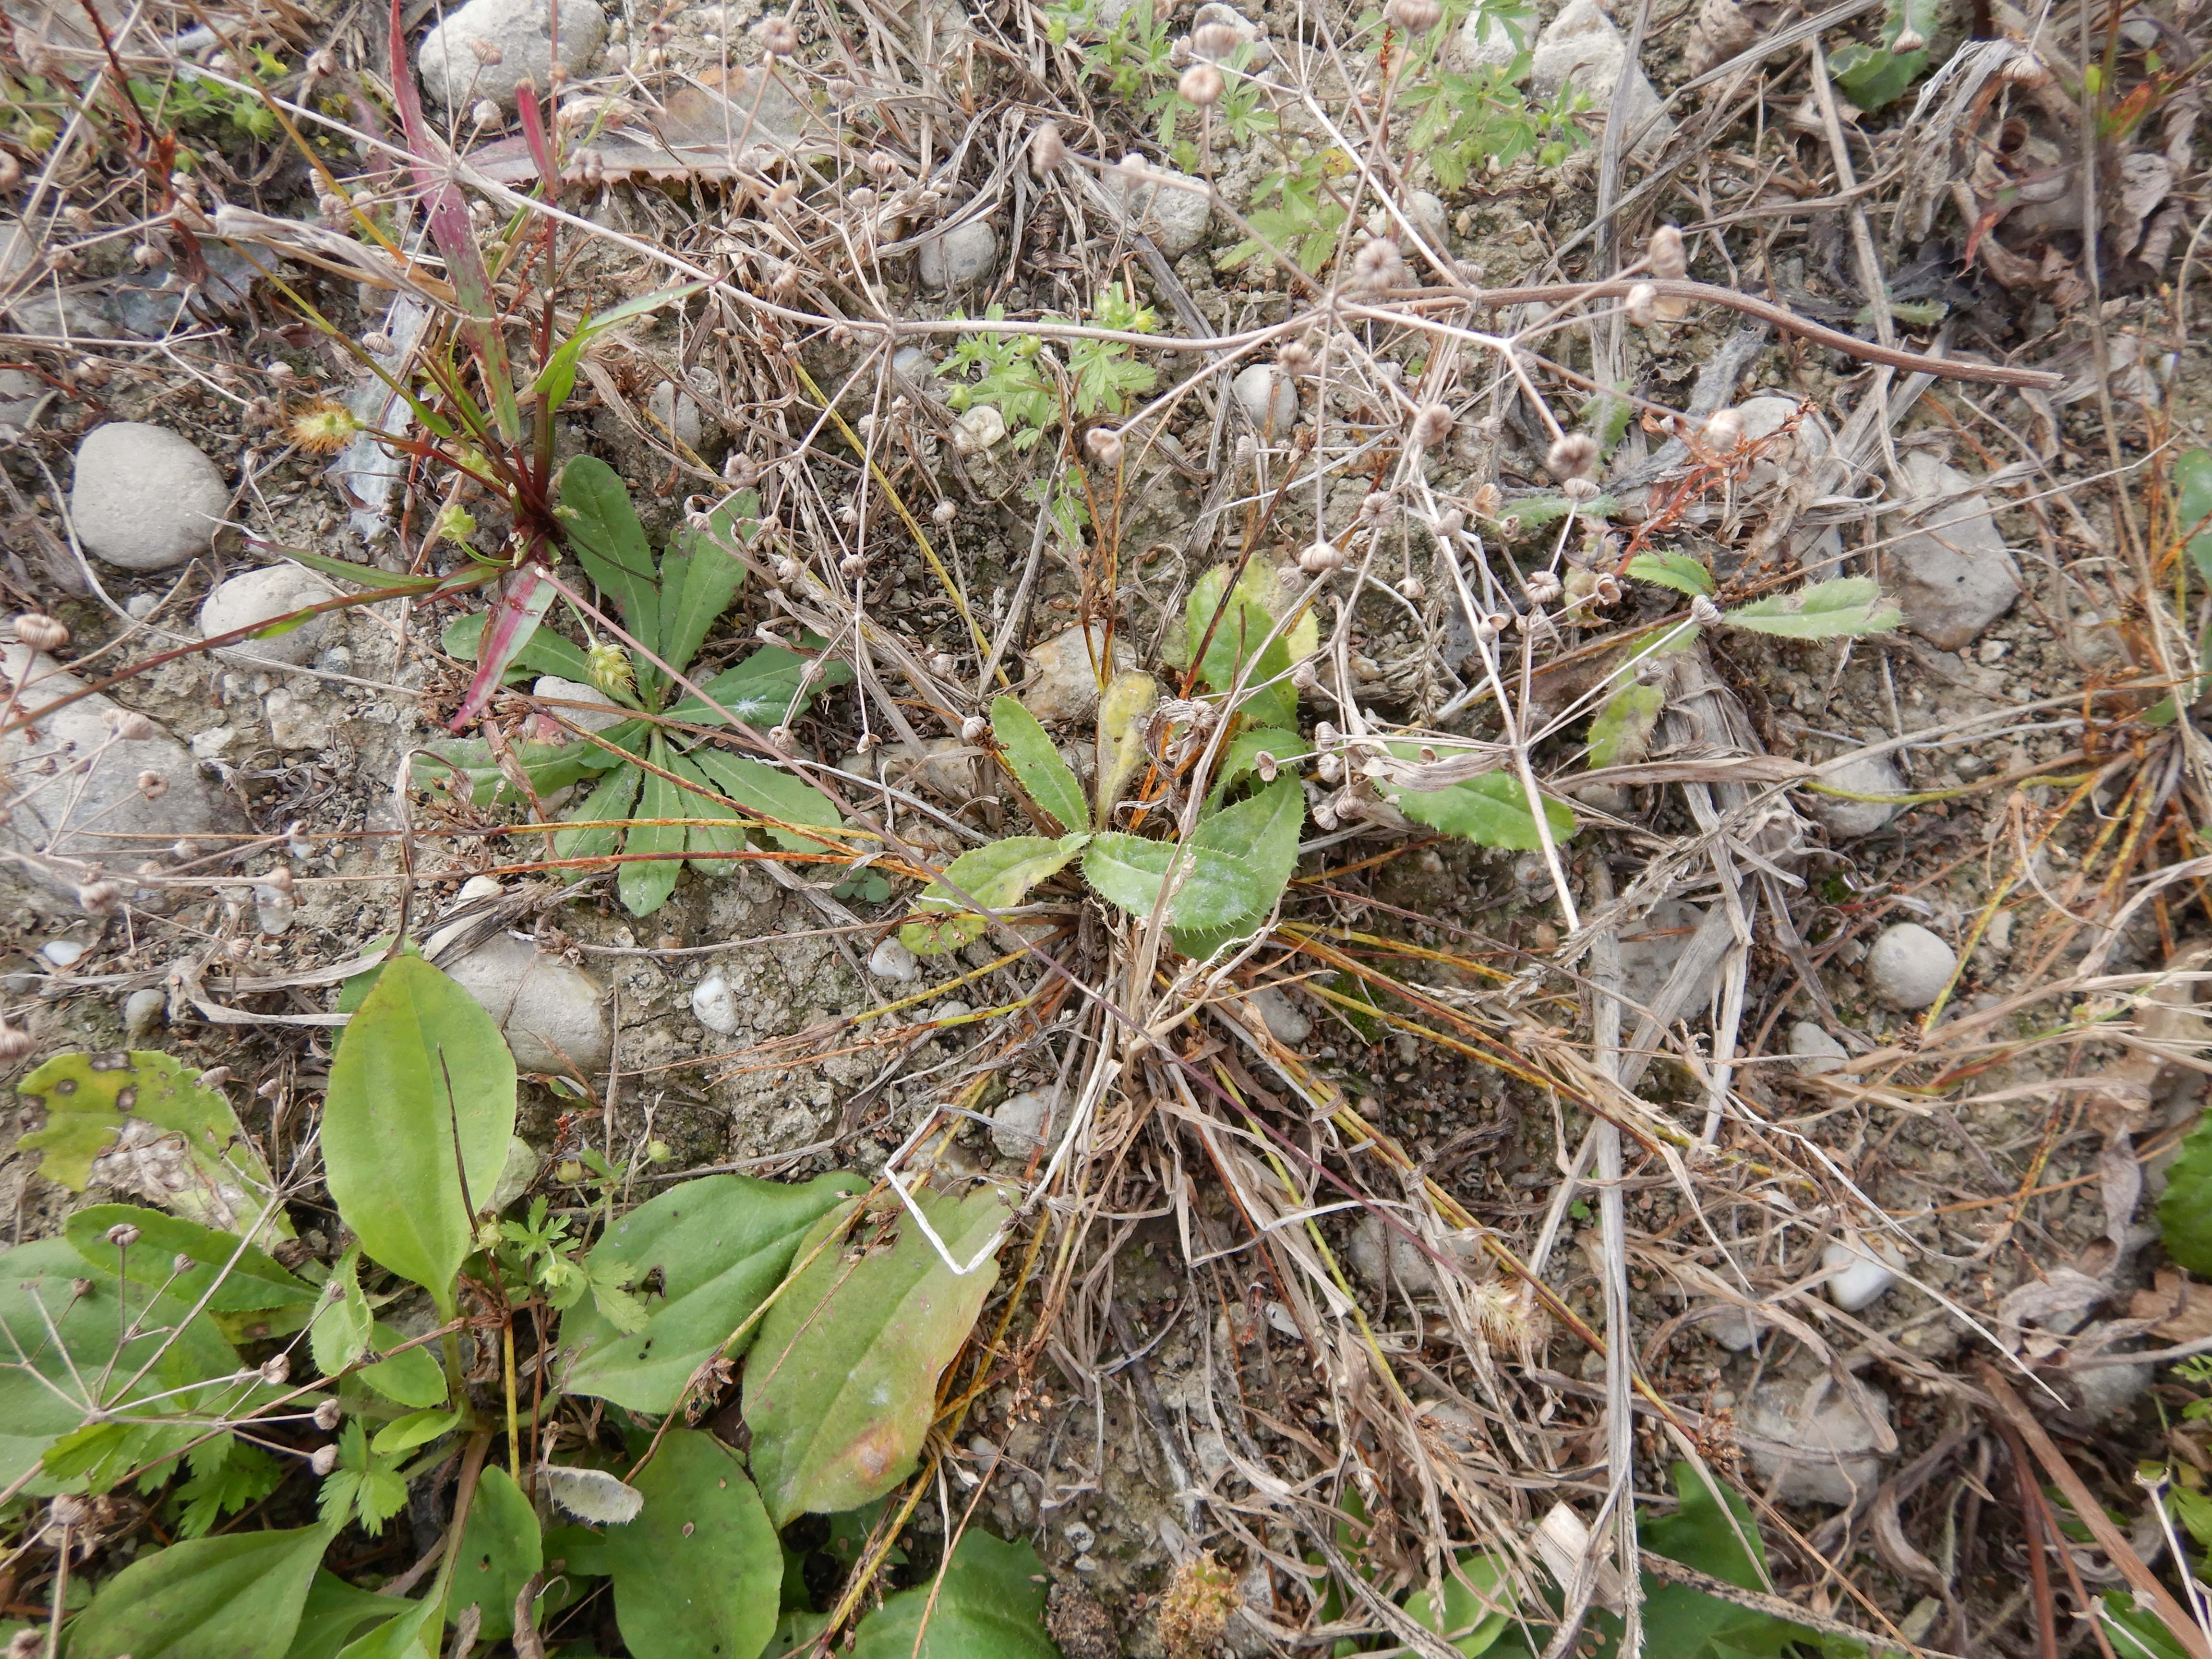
[[138, 770, 168, 799], [1690, 594, 1724, 627], [1193, 20, 1245, 58], [1254, 750, 1279, 781], [759, 15, 798, 55], [1277, 339, 1316, 376], [1547, 432, 1599, 480], [1527, 570, 1563, 605], [1316, 752, 1344, 784], [1397, 573, 1425, 601], [310, 1442, 339, 1477], [930, 652, 958, 676], [470, 98, 502, 131], [173, 1252, 195, 1274], [1386, 0, 1445, 28], [931, 499, 958, 525], [0, 1022, 32, 1061], [1625, 281, 1658, 327], [131, 239, 166, 269], [838, 552, 867, 579], [313, 1397, 342, 1431], [1593, 573, 1623, 605], [361, 330, 395, 356], [261, 1353, 290, 1386], [960, 714, 989, 744], [1030, 121, 1066, 175], [1472, 614, 1499, 646], [0, 151, 19, 191], [1434, 508, 1466, 540], [2003, 50, 2050, 85], [1311, 798, 1339, 831], [1468, 1276, 1544, 1350], [1562, 476, 1601, 503], [105, 708, 156, 742], [1351, 236, 1406, 292], [1299, 540, 1346, 575], [1084, 426, 1124, 468], [307, 47, 338, 78], [468, 36, 504, 64], [1359, 489, 1395, 523], [76, 880, 120, 915], [1291, 661, 1320, 692], [261, 864, 295, 895], [1703, 407, 1745, 452], [104, 1222, 140, 1249], [14, 612, 68, 652], [1470, 481, 1503, 519], [1647, 223, 1687, 280], [768, 258, 800, 292], [1410, 402, 1454, 448], [1179, 62, 1224, 104], [1891, 25, 1926, 51], [774, 555, 803, 585]]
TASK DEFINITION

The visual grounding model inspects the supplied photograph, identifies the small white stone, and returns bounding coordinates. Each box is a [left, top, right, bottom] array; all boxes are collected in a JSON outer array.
[[1455, 2, 1526, 71], [1787, 1021, 1849, 1077], [1808, 752, 1905, 839], [1703, 1304, 1764, 1351], [532, 675, 626, 733], [869, 936, 919, 981], [264, 686, 335, 751], [1117, 165, 1212, 258], [417, 0, 607, 111], [1885, 452, 2023, 650], [988, 1088, 1056, 1159], [1064, 1519, 1095, 1553], [691, 971, 741, 1035], [1866, 922, 1957, 1010], [1821, 1231, 1905, 1312], [41, 938, 86, 968], [1242, 985, 1310, 1046], [1405, 190, 1448, 248], [123, 986, 167, 1038], [439, 932, 611, 1076], [1022, 623, 1132, 724], [71, 422, 229, 571], [199, 565, 342, 666], [1528, 0, 1672, 155], [190, 726, 237, 760], [1232, 363, 1298, 433], [917, 218, 998, 289]]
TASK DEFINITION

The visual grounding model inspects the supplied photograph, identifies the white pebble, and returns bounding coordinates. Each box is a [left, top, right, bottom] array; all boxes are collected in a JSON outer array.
[[1821, 1232, 1905, 1312], [869, 936, 919, 981], [987, 1088, 1055, 1159], [1232, 363, 1297, 433], [70, 422, 228, 571], [1865, 922, 1957, 1010], [691, 971, 740, 1035]]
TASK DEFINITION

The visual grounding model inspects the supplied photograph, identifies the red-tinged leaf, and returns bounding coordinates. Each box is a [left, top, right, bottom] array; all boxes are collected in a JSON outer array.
[[450, 566, 554, 731], [513, 79, 560, 192]]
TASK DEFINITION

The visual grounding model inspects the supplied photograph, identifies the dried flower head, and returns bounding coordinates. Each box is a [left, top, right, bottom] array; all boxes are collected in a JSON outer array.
[[310, 1443, 339, 1477], [0, 1022, 32, 1062], [286, 399, 361, 455], [1703, 407, 1745, 452], [1547, 432, 1599, 480], [1398, 573, 1425, 601], [14, 613, 69, 652], [1351, 236, 1406, 292], [1084, 426, 1124, 468], [931, 499, 958, 525], [1690, 594, 1724, 627], [76, 880, 120, 915], [138, 770, 168, 799], [103, 1222, 139, 1248], [1469, 481, 1503, 519], [1625, 281, 1658, 328], [1179, 62, 1224, 104], [1410, 402, 1455, 448], [1030, 121, 1067, 174], [1277, 338, 1315, 376], [1562, 476, 1601, 503], [313, 1398, 342, 1431], [1526, 570, 1563, 605], [0, 152, 19, 192], [1648, 223, 1687, 280], [585, 640, 635, 699], [1192, 21, 1244, 58], [1299, 540, 1346, 575], [1891, 24, 1926, 51], [1386, 0, 1445, 29], [105, 709, 156, 742], [1156, 1551, 1241, 1659], [960, 714, 989, 744], [468, 36, 504, 65], [759, 15, 798, 55]]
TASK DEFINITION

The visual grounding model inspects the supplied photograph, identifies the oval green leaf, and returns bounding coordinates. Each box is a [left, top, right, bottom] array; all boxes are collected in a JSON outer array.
[[900, 833, 1089, 957], [65, 1204, 316, 1313], [991, 695, 1088, 832], [617, 737, 686, 917], [604, 1429, 781, 1659], [323, 955, 517, 1318], [848, 1530, 1057, 1659], [67, 1519, 335, 1659], [745, 1189, 1006, 1524], [1406, 1551, 1513, 1657], [1387, 760, 1578, 851], [452, 1465, 542, 1641]]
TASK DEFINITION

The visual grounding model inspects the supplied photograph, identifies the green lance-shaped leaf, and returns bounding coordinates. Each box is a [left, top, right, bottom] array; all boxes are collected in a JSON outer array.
[[745, 1189, 1007, 1524], [900, 833, 1090, 957], [561, 1170, 863, 1412], [0, 1239, 246, 1495], [660, 488, 757, 673], [2161, 1108, 2212, 1276], [991, 694, 1089, 831], [65, 1203, 316, 1313], [1638, 1462, 1827, 1659], [558, 457, 664, 704], [310, 1248, 374, 1376], [688, 748, 848, 855], [286, 1573, 407, 1659], [617, 736, 687, 917], [322, 955, 517, 1318], [848, 1530, 1058, 1659], [18, 1050, 290, 1241], [1587, 683, 1664, 769], [555, 762, 643, 864], [332, 1589, 444, 1659], [1386, 756, 1579, 851], [666, 645, 848, 730], [2175, 448, 2212, 586], [1084, 776, 1303, 931], [66, 1518, 336, 1659], [451, 1465, 542, 1641], [1625, 551, 1715, 598], [1406, 1551, 1514, 1658], [441, 610, 598, 688], [605, 1429, 782, 1659], [1723, 576, 1901, 639], [1186, 566, 1297, 729]]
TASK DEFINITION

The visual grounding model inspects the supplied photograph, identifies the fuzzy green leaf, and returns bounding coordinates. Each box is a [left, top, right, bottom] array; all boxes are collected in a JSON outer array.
[[605, 1432, 782, 1659], [1388, 759, 1578, 850], [452, 1466, 541, 1641], [1587, 684, 1664, 769], [1084, 777, 1302, 930], [901, 833, 1090, 957], [310, 1247, 373, 1376], [660, 489, 757, 674], [992, 694, 1089, 832], [848, 1531, 1057, 1659], [1625, 552, 1714, 597], [65, 1204, 315, 1313], [1724, 576, 1901, 639], [1205, 726, 1302, 808], [1186, 566, 1297, 729], [67, 1520, 336, 1659], [562, 1171, 864, 1412], [322, 956, 517, 1318], [559, 457, 664, 703], [746, 1190, 1006, 1524], [688, 749, 848, 855], [18, 1051, 289, 1241], [617, 737, 686, 917]]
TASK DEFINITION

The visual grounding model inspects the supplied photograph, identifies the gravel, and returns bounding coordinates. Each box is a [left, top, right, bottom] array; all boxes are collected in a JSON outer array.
[[1528, 0, 1672, 155], [1865, 922, 1957, 1010], [691, 971, 741, 1035], [71, 422, 229, 570], [417, 0, 607, 111], [1022, 624, 1131, 724], [199, 565, 341, 666], [1821, 1232, 1904, 1311], [868, 936, 919, 982], [532, 676, 626, 734]]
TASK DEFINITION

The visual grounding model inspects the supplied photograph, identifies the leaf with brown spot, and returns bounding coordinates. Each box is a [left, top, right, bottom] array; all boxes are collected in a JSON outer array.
[[743, 1190, 1005, 1524]]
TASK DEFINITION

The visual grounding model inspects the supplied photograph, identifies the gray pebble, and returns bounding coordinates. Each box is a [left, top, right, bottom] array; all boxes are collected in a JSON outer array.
[[1231, 362, 1298, 434], [1866, 922, 1957, 1010], [71, 422, 228, 570], [691, 971, 741, 1035], [439, 932, 611, 1076], [1786, 1021, 1849, 1076], [1743, 1380, 1892, 1506], [1807, 752, 1905, 839], [917, 219, 998, 289], [988, 1088, 1057, 1160], [417, 0, 606, 110], [199, 565, 341, 666]]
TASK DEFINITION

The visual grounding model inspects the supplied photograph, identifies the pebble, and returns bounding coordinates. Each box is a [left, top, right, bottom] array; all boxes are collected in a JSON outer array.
[[0, 645, 239, 895], [691, 971, 741, 1035], [1346, 1213, 1476, 1293], [1865, 922, 1956, 1010], [488, 1135, 541, 1212], [70, 422, 229, 571], [1743, 1380, 1892, 1506], [1240, 985, 1310, 1046], [916, 218, 998, 289], [1807, 751, 1905, 839], [1231, 362, 1298, 434], [644, 380, 706, 454], [417, 0, 607, 110], [868, 936, 920, 982], [950, 404, 1006, 456], [1528, 0, 1673, 155], [1022, 623, 1132, 724], [438, 932, 612, 1076], [988, 1088, 1057, 1160], [421, 875, 506, 957], [40, 938, 87, 969], [264, 686, 336, 752], [1787, 1021, 1849, 1077], [123, 986, 167, 1040], [1885, 453, 2023, 649], [1116, 165, 1212, 259], [0, 368, 45, 431], [1821, 1231, 1905, 1311], [532, 676, 627, 733], [199, 565, 341, 666], [1455, 3, 1523, 69], [1703, 1304, 1764, 1351]]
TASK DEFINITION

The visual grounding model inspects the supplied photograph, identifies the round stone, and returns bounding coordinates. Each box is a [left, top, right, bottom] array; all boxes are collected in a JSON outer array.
[[1232, 363, 1297, 434], [199, 565, 341, 665], [917, 219, 998, 289], [1865, 922, 1957, 1010], [417, 0, 607, 111], [71, 422, 228, 570]]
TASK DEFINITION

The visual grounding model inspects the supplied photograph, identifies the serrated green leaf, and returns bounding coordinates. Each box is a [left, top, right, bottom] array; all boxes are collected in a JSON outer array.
[[323, 956, 517, 1319], [1503, 494, 1617, 528], [992, 695, 1089, 832], [667, 751, 746, 876], [688, 748, 848, 855], [65, 1204, 316, 1313], [1206, 725, 1303, 807], [562, 1170, 863, 1413], [1724, 576, 1901, 639], [2175, 449, 2212, 586], [560, 457, 663, 703], [900, 833, 1090, 957], [848, 1530, 1057, 1659], [1186, 567, 1297, 728], [67, 1519, 336, 1659], [605, 1430, 781, 1659], [555, 762, 643, 863], [1388, 756, 1578, 850], [452, 1465, 541, 1641], [18, 1050, 289, 1241], [440, 611, 597, 686], [661, 490, 757, 674], [1625, 552, 1714, 597], [1587, 684, 1663, 769], [746, 1190, 1005, 1524], [1083, 777, 1303, 930], [617, 737, 686, 917]]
